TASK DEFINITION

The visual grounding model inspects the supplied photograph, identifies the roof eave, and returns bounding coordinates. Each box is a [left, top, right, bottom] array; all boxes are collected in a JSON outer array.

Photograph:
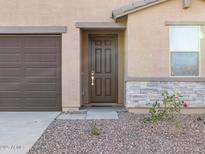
[[75, 22, 126, 30], [112, 0, 169, 19]]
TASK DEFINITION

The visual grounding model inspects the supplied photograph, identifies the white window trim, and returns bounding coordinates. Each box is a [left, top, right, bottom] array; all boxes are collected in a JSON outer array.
[[169, 26, 201, 77]]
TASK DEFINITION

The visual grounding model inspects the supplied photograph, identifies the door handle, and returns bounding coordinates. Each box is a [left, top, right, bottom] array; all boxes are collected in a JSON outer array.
[[91, 71, 95, 86]]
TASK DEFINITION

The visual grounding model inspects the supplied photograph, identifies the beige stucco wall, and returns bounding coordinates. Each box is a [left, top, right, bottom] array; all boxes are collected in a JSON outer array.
[[0, 0, 131, 110], [127, 0, 205, 78], [1, 0, 205, 110]]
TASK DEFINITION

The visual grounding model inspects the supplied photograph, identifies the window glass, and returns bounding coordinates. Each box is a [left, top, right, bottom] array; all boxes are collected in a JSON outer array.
[[170, 26, 200, 51], [171, 52, 199, 76], [170, 26, 200, 77]]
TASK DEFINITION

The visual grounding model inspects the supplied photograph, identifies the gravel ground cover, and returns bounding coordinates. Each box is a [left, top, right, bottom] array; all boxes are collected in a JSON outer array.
[[28, 112, 205, 154]]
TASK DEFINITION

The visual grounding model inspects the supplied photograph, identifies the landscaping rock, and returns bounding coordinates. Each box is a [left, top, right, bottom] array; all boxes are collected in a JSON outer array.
[[28, 113, 205, 154]]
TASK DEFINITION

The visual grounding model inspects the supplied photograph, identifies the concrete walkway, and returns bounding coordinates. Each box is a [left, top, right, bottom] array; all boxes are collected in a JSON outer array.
[[57, 107, 125, 120], [0, 112, 59, 154]]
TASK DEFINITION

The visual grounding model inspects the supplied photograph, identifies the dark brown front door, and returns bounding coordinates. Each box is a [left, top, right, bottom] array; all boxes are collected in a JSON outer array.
[[89, 35, 117, 103]]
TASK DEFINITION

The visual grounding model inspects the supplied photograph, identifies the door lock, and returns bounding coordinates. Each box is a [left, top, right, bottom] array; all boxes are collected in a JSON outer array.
[[91, 71, 95, 86]]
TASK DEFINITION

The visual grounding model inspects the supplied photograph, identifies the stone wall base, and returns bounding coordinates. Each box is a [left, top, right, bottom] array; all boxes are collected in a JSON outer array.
[[127, 107, 205, 114], [126, 81, 205, 108]]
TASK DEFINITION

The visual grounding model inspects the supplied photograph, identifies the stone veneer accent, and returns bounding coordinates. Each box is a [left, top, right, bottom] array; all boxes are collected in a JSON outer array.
[[126, 81, 205, 108]]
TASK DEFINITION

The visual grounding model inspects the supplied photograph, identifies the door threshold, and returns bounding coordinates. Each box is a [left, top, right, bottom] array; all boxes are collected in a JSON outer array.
[[83, 103, 123, 107]]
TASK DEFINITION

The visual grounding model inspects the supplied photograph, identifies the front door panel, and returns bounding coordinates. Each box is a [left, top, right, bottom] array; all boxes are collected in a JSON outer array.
[[89, 36, 117, 103]]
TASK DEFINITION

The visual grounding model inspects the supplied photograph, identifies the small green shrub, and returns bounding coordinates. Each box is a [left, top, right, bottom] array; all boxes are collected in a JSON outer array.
[[147, 91, 184, 122], [90, 122, 100, 136], [174, 117, 184, 131]]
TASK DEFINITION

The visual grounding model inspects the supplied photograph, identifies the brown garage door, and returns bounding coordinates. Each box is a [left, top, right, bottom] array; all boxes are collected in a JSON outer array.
[[0, 35, 61, 111]]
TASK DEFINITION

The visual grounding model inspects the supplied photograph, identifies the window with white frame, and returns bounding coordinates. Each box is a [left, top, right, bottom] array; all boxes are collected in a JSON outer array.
[[169, 26, 200, 77]]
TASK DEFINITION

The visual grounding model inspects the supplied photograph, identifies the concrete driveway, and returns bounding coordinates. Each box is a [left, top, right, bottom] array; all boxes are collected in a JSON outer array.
[[0, 112, 59, 154]]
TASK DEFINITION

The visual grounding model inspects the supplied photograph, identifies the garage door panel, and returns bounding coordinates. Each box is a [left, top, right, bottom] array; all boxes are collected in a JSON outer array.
[[25, 54, 56, 62], [0, 91, 22, 98], [23, 47, 58, 54], [24, 83, 56, 91], [25, 68, 56, 77], [0, 68, 21, 76], [0, 48, 21, 54], [24, 91, 58, 98], [0, 35, 61, 111], [24, 77, 56, 83], [0, 38, 21, 47], [24, 37, 59, 47], [0, 54, 21, 62], [0, 77, 20, 82], [24, 98, 57, 107], [0, 98, 23, 107], [0, 63, 21, 68], [24, 63, 57, 68], [0, 83, 21, 91]]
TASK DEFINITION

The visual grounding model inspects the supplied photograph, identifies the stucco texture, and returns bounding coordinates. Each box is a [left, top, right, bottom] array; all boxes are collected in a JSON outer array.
[[0, 0, 131, 110], [1, 0, 205, 110], [127, 0, 205, 77]]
